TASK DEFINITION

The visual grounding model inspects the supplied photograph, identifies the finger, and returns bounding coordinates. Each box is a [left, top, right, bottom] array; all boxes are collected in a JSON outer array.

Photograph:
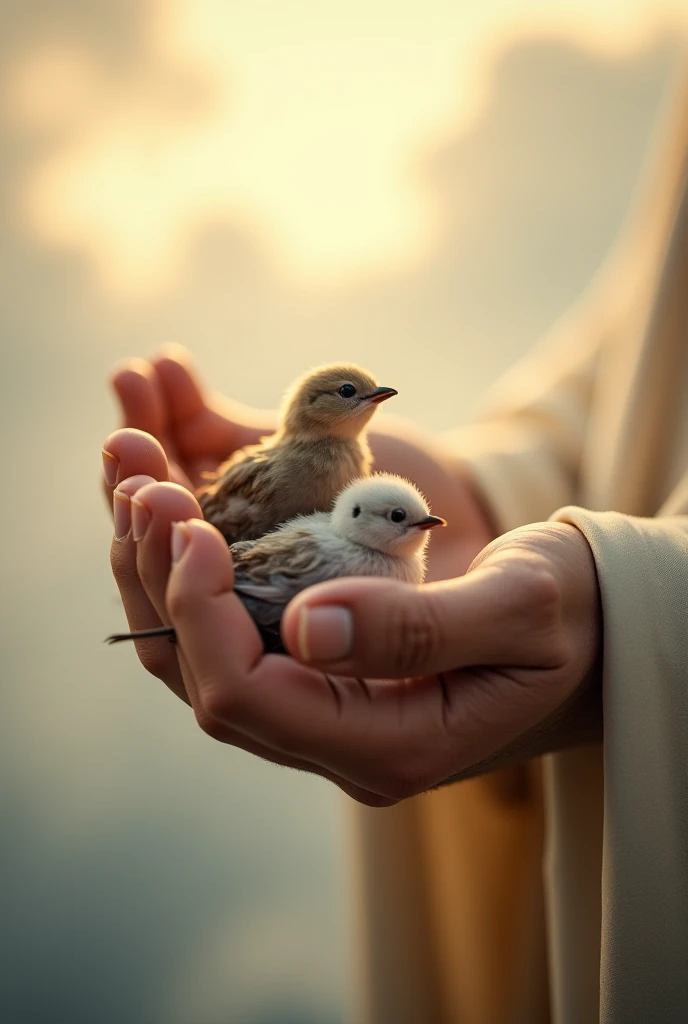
[[152, 346, 272, 459], [280, 560, 563, 680], [150, 344, 207, 424], [131, 481, 204, 625], [109, 357, 168, 436], [108, 358, 197, 489], [151, 347, 234, 476], [167, 519, 325, 722], [109, 475, 188, 702], [166, 518, 263, 680], [101, 427, 170, 507], [165, 522, 443, 797]]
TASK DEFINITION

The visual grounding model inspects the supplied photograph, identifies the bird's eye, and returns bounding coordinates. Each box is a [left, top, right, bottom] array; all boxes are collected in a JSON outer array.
[[390, 508, 406, 523], [338, 384, 356, 398], [352, 505, 361, 518]]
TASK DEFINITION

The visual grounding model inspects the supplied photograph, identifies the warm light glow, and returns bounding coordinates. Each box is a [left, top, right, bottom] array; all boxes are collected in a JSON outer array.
[[6, 0, 688, 299]]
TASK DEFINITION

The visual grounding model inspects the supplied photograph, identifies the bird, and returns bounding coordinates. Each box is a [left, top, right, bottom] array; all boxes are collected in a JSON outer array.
[[106, 474, 446, 652], [196, 364, 397, 545]]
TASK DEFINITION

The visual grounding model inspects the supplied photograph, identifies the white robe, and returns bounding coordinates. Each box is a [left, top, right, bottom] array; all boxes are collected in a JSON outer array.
[[352, 59, 688, 1024]]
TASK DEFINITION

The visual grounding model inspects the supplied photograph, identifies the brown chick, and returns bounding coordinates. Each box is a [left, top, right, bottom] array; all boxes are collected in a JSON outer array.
[[197, 364, 397, 544]]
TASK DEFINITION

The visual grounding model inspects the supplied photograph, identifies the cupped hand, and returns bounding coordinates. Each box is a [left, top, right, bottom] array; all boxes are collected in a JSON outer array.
[[108, 473, 602, 804]]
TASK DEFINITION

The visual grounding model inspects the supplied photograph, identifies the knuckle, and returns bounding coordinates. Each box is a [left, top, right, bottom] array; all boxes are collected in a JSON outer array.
[[110, 546, 139, 591], [384, 595, 444, 676], [134, 639, 175, 682], [523, 561, 561, 609], [166, 586, 192, 621], [195, 705, 227, 743], [513, 556, 562, 623], [195, 688, 233, 742], [513, 558, 570, 665]]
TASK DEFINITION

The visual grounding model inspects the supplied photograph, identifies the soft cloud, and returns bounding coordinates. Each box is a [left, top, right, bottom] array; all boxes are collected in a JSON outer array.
[[7, 0, 688, 298]]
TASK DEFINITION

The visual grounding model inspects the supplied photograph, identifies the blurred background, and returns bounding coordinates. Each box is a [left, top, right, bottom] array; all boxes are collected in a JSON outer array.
[[1, 2, 687, 1022]]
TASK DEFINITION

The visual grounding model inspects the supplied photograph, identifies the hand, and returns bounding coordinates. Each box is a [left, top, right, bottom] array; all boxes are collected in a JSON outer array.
[[108, 474, 602, 805], [104, 345, 497, 577]]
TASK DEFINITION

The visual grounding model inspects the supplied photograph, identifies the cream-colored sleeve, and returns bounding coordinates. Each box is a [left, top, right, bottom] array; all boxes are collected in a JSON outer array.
[[550, 478, 688, 1023], [443, 61, 688, 538]]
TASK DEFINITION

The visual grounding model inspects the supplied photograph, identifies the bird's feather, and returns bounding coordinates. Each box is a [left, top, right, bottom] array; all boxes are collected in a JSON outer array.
[[199, 437, 370, 545], [196, 361, 387, 546], [228, 514, 419, 630]]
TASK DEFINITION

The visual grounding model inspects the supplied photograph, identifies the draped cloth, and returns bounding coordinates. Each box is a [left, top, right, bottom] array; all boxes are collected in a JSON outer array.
[[351, 61, 688, 1024]]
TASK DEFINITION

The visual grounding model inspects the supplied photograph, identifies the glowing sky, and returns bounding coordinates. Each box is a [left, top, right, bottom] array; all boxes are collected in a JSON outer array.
[[7, 0, 688, 298]]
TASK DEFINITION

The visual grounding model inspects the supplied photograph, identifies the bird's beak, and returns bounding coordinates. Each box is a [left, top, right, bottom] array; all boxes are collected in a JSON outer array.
[[366, 386, 398, 404], [414, 515, 447, 530]]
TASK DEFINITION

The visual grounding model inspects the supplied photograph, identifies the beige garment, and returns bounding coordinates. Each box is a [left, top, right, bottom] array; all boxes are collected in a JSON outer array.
[[352, 62, 688, 1024]]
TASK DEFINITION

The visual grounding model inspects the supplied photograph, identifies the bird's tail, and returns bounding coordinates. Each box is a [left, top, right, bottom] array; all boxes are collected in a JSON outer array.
[[105, 625, 177, 644]]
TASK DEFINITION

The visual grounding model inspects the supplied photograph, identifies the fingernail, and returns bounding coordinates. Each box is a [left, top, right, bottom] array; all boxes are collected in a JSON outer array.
[[131, 499, 151, 542], [171, 521, 190, 563], [298, 606, 353, 662], [102, 449, 119, 487], [113, 490, 131, 539]]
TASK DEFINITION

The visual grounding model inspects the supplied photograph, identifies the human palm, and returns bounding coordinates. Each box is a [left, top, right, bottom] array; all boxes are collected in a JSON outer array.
[[102, 347, 600, 800]]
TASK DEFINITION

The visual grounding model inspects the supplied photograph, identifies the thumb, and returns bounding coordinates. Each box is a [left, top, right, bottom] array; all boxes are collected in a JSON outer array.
[[281, 563, 560, 679]]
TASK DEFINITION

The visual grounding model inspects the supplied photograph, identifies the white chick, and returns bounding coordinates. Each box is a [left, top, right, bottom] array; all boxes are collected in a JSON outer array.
[[106, 474, 445, 652]]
